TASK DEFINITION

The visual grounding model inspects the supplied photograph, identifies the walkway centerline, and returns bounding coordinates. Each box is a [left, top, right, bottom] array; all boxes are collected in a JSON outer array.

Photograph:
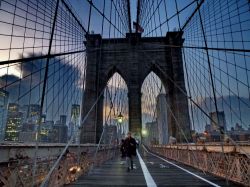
[[136, 149, 157, 187]]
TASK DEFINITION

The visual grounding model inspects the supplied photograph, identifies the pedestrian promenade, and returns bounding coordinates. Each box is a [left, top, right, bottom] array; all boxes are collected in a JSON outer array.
[[66, 146, 240, 186]]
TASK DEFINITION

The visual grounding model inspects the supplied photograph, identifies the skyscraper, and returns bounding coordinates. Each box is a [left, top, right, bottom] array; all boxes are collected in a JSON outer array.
[[5, 103, 24, 141], [60, 115, 67, 125], [70, 104, 80, 143], [210, 111, 226, 132], [19, 105, 29, 123], [41, 120, 54, 143], [27, 104, 41, 124], [71, 104, 80, 121], [52, 123, 68, 143], [18, 104, 40, 142], [8, 103, 19, 112], [0, 89, 9, 141], [145, 121, 158, 145], [156, 94, 168, 144], [40, 120, 54, 142]]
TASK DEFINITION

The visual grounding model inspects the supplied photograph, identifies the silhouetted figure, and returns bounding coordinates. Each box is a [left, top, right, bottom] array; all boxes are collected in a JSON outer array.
[[124, 132, 137, 172]]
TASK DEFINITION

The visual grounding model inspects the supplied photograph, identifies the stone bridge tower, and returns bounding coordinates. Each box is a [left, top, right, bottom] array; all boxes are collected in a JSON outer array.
[[80, 31, 191, 143]]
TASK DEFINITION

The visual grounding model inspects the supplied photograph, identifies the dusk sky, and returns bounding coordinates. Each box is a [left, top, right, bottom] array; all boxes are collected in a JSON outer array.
[[0, 0, 249, 133]]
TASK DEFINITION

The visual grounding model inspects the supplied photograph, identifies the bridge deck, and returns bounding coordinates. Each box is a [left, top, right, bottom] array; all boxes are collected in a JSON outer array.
[[66, 147, 240, 187]]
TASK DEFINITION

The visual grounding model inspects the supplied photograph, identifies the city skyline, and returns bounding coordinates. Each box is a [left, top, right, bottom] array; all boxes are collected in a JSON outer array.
[[0, 0, 249, 142], [1, 100, 80, 142], [0, 1, 249, 186]]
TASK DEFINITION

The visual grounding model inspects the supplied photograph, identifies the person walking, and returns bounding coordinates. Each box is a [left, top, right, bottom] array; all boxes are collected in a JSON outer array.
[[124, 132, 137, 172]]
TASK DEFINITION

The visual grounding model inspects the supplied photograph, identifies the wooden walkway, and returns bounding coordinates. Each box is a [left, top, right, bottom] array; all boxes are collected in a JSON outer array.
[[66, 147, 241, 187]]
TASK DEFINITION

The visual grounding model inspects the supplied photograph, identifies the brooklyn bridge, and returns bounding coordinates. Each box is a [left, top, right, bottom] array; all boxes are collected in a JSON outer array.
[[0, 0, 249, 186]]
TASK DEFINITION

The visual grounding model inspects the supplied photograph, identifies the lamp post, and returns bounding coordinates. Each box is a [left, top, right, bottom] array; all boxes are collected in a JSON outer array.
[[117, 112, 124, 124], [141, 128, 148, 137], [141, 128, 148, 145], [117, 112, 124, 140]]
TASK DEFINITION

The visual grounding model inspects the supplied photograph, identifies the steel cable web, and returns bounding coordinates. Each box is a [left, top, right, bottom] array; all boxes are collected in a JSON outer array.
[[137, 0, 250, 140], [0, 0, 128, 186], [181, 0, 250, 135], [141, 45, 250, 184], [141, 72, 164, 141], [141, 67, 209, 175], [137, 1, 250, 185], [0, 0, 250, 186], [103, 73, 129, 139]]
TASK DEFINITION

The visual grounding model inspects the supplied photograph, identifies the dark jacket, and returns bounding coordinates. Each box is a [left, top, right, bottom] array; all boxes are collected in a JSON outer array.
[[124, 137, 137, 157]]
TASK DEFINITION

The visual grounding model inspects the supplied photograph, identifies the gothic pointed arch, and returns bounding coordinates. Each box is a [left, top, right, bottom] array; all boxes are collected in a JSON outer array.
[[80, 32, 191, 143]]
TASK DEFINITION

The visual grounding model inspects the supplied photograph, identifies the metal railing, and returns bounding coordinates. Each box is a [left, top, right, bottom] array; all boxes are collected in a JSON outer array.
[[0, 144, 118, 187], [150, 144, 250, 186]]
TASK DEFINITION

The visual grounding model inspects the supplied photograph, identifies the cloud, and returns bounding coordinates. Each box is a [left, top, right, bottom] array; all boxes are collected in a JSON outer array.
[[0, 63, 22, 78], [0, 53, 85, 122]]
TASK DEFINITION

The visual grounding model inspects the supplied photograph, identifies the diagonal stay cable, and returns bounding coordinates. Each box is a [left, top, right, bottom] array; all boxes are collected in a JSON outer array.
[[146, 64, 208, 174], [141, 50, 250, 160], [40, 81, 109, 187]]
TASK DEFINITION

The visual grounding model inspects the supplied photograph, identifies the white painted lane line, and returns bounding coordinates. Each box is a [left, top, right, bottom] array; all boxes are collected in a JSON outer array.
[[143, 145, 221, 187], [136, 149, 157, 187]]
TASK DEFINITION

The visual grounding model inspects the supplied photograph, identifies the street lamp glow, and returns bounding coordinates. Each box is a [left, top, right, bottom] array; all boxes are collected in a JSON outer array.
[[117, 112, 123, 124], [141, 128, 148, 137]]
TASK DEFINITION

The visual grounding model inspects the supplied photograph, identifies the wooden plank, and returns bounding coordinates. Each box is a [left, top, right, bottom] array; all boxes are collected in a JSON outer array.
[[66, 148, 242, 186], [66, 156, 146, 186], [141, 148, 241, 187]]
